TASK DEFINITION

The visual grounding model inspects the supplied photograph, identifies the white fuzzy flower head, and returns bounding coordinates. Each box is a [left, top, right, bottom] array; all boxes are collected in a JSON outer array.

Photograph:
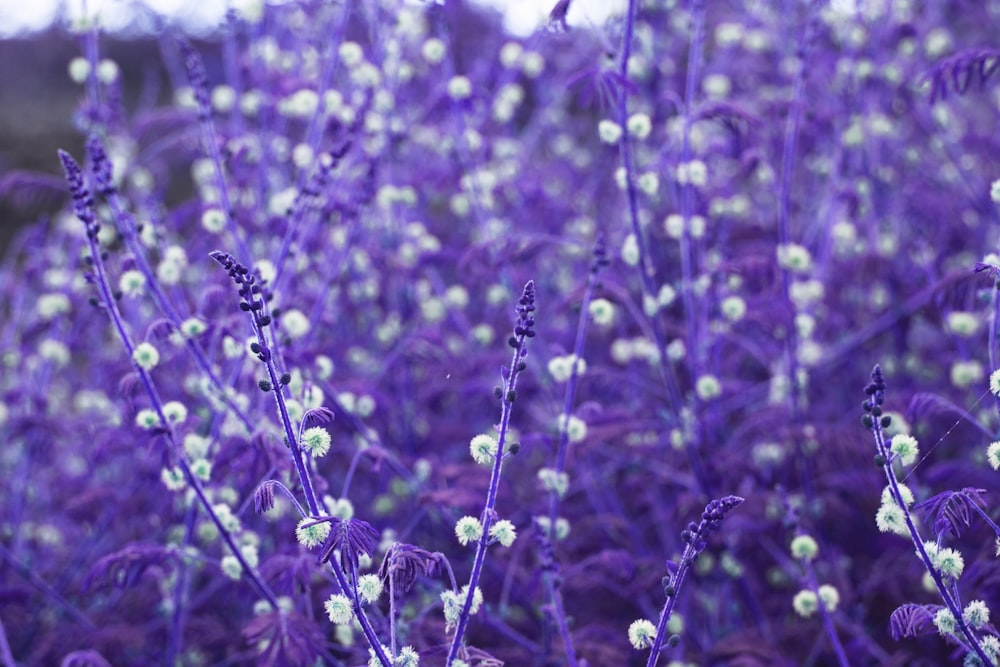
[[162, 401, 187, 425], [720, 295, 747, 322], [469, 434, 498, 465], [68, 57, 90, 83], [296, 518, 331, 549], [455, 516, 483, 546], [422, 38, 446, 64], [792, 589, 818, 617], [441, 586, 483, 628], [489, 519, 517, 547], [696, 375, 722, 401], [890, 434, 919, 467], [638, 172, 659, 195], [281, 309, 310, 339], [201, 207, 226, 233], [963, 600, 991, 628], [881, 484, 915, 508], [627, 113, 652, 140], [946, 311, 980, 337], [589, 298, 616, 326], [118, 269, 146, 297], [357, 574, 384, 605], [621, 234, 639, 266], [547, 354, 586, 382], [538, 468, 570, 497], [776, 243, 813, 274], [161, 466, 186, 491], [135, 408, 159, 429], [987, 441, 1000, 470], [934, 608, 956, 636], [559, 415, 587, 443], [990, 368, 1000, 397], [817, 584, 839, 612], [627, 619, 657, 649], [790, 535, 819, 561], [935, 547, 965, 579], [132, 342, 160, 371], [301, 427, 332, 457], [598, 119, 623, 144], [179, 318, 207, 338], [338, 41, 364, 68], [324, 594, 354, 624], [221, 555, 242, 580], [447, 76, 472, 101], [875, 502, 909, 536], [991, 178, 1000, 203], [37, 293, 71, 320], [395, 646, 420, 667], [951, 360, 984, 389]]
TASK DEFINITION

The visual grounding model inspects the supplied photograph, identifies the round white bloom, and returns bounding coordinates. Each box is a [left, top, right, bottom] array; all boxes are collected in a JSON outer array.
[[951, 360, 984, 389], [357, 574, 384, 604], [793, 589, 818, 617], [790, 535, 819, 561], [987, 441, 1000, 470], [890, 434, 919, 467], [721, 295, 747, 321], [469, 434, 498, 465], [963, 600, 990, 628], [324, 594, 354, 624], [990, 368, 1000, 397], [422, 38, 446, 64], [695, 375, 722, 400], [201, 207, 226, 233], [162, 401, 187, 425], [627, 619, 657, 649], [499, 41, 523, 68], [296, 518, 331, 548], [933, 608, 956, 635], [179, 318, 206, 338], [598, 119, 623, 144], [627, 113, 652, 140], [282, 309, 311, 339], [875, 502, 908, 536], [132, 342, 160, 371], [489, 519, 517, 547], [68, 57, 90, 83], [447, 76, 472, 101], [301, 427, 332, 457], [589, 299, 616, 326], [338, 41, 364, 67], [96, 59, 119, 84], [817, 584, 839, 612], [455, 516, 483, 546]]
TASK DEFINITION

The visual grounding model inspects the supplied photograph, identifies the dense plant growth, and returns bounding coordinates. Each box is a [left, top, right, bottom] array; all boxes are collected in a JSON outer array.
[[2, 0, 1000, 665]]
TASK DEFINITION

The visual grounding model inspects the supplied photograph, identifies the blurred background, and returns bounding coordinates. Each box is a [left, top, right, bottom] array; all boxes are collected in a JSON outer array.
[[0, 0, 615, 254]]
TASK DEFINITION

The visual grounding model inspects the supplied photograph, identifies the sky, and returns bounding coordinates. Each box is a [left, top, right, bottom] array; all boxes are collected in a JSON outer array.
[[0, 0, 617, 38]]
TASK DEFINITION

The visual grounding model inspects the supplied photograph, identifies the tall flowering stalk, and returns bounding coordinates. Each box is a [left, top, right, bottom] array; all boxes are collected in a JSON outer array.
[[211, 250, 392, 666], [58, 149, 279, 609], [863, 365, 992, 665], [630, 495, 744, 667], [446, 280, 536, 666]]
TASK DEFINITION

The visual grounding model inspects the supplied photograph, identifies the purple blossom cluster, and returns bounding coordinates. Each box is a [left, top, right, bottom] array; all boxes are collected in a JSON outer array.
[[2, 1, 1000, 666]]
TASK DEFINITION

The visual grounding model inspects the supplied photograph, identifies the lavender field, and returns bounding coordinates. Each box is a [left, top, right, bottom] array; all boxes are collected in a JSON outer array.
[[2, 1, 1000, 665]]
